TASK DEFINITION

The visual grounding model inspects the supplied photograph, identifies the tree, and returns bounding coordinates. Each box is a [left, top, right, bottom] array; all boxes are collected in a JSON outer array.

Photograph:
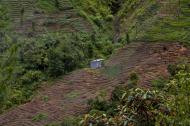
[[54, 0, 60, 9]]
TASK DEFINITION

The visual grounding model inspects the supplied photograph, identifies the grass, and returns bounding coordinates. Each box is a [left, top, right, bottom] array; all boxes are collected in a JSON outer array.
[[151, 77, 167, 90], [121, 0, 190, 43], [42, 95, 49, 102], [96, 89, 107, 99], [65, 91, 80, 99], [32, 113, 48, 122], [45, 116, 79, 126], [36, 0, 57, 13], [101, 65, 122, 79]]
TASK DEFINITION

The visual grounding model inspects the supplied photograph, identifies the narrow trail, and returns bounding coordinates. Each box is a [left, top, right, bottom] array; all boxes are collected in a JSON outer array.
[[0, 42, 190, 126]]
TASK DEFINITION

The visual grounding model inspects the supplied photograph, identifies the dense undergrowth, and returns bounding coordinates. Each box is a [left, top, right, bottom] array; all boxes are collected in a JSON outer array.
[[0, 1, 10, 30]]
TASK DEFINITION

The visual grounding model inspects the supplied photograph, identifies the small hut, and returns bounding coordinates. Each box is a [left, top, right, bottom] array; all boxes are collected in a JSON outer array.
[[90, 59, 104, 69]]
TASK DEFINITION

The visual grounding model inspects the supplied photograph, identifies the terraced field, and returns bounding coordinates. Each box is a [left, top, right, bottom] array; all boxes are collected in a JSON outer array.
[[8, 0, 92, 35], [0, 42, 190, 126], [108, 42, 190, 88], [9, 0, 34, 23]]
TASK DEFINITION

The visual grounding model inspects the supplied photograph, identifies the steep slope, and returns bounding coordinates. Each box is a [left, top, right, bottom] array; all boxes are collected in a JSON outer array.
[[107, 42, 190, 88], [119, 0, 190, 43], [0, 0, 114, 116], [0, 0, 190, 125], [0, 42, 190, 126]]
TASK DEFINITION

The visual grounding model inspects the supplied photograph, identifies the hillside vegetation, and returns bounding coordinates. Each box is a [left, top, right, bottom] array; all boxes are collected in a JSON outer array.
[[119, 0, 190, 43], [79, 63, 190, 126], [0, 0, 190, 125], [0, 0, 118, 113]]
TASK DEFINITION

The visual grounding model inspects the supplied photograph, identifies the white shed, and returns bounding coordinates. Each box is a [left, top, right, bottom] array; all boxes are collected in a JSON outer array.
[[90, 59, 104, 69]]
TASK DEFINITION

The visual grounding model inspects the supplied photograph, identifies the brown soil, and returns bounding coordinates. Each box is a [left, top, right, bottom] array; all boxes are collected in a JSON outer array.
[[0, 42, 190, 126]]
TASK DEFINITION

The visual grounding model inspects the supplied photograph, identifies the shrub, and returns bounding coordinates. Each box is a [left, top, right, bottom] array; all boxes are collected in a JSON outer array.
[[32, 113, 48, 122], [105, 14, 114, 22], [127, 72, 139, 88], [81, 88, 168, 126], [0, 3, 9, 29], [46, 49, 65, 77], [167, 64, 179, 76], [152, 77, 167, 90], [91, 16, 103, 28], [163, 64, 190, 125], [111, 85, 126, 101]]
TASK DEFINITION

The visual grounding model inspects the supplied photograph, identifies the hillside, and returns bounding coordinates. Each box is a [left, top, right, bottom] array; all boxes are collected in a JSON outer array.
[[2, 0, 93, 35], [0, 0, 115, 115], [118, 0, 190, 43], [0, 42, 189, 126], [1, 0, 189, 42], [0, 0, 190, 125]]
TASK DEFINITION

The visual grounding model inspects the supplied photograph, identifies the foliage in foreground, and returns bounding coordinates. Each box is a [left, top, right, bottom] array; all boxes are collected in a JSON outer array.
[[164, 63, 190, 125], [79, 63, 190, 126], [81, 88, 168, 126]]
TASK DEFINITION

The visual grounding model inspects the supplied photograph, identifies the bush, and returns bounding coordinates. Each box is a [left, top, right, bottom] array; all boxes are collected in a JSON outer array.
[[111, 85, 126, 101], [167, 64, 179, 76], [81, 88, 168, 126], [46, 49, 64, 77], [20, 70, 44, 85], [163, 64, 190, 125], [127, 72, 139, 88], [152, 77, 167, 90], [0, 3, 9, 29], [105, 14, 114, 22]]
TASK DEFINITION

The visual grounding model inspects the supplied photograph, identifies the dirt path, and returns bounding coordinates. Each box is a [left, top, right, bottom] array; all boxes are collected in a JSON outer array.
[[0, 42, 190, 126]]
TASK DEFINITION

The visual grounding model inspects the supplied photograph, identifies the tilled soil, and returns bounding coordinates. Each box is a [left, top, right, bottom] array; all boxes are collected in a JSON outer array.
[[0, 42, 190, 126]]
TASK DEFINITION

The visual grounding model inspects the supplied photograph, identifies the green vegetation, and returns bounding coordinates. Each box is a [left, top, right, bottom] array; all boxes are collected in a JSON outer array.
[[81, 88, 167, 126], [42, 95, 49, 102], [164, 63, 190, 125], [71, 0, 113, 22], [102, 65, 122, 78], [0, 0, 121, 113], [66, 91, 80, 99], [0, 0, 190, 125], [32, 113, 48, 122], [80, 63, 190, 126], [36, 0, 58, 13], [120, 0, 190, 43], [0, 31, 118, 113], [0, 1, 10, 30], [152, 77, 167, 90]]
